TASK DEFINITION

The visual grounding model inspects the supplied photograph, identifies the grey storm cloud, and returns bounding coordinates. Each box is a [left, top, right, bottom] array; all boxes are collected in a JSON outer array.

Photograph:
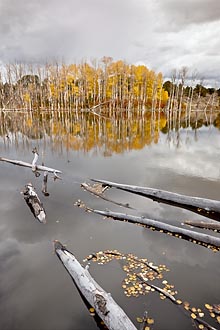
[[0, 0, 220, 84], [156, 0, 220, 29]]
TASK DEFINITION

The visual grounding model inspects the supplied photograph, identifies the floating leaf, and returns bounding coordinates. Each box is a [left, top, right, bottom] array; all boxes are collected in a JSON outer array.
[[147, 318, 154, 324], [176, 300, 182, 305], [191, 313, 197, 319], [205, 303, 212, 310]]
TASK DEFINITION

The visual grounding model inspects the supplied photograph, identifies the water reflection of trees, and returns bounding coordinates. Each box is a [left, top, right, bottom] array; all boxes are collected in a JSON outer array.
[[1, 109, 220, 154]]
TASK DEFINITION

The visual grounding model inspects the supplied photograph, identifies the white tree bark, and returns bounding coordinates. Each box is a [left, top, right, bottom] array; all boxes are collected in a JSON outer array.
[[23, 183, 46, 223], [0, 157, 62, 174], [54, 241, 137, 330]]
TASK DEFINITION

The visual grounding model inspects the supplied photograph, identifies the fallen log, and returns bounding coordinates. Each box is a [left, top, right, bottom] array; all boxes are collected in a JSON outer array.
[[184, 220, 220, 233], [22, 183, 46, 224], [54, 240, 137, 330], [136, 275, 217, 330], [81, 182, 134, 209], [0, 156, 62, 174], [87, 208, 220, 251], [91, 179, 220, 222]]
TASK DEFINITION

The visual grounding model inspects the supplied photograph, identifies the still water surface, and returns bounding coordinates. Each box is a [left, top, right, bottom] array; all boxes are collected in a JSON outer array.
[[0, 111, 220, 330]]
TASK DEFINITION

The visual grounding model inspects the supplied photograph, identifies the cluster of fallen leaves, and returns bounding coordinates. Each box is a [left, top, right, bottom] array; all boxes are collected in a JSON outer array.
[[84, 250, 220, 329]]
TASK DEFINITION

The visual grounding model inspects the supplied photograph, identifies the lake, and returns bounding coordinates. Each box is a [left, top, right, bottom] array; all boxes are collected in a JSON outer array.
[[0, 109, 220, 330]]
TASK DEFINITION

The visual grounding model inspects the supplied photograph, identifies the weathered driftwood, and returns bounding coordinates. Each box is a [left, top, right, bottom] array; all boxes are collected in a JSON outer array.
[[136, 275, 217, 330], [184, 220, 220, 232], [54, 241, 137, 330], [87, 208, 220, 251], [42, 172, 50, 196], [31, 147, 39, 172], [22, 183, 46, 224], [91, 179, 220, 222], [81, 183, 134, 210], [0, 156, 62, 174]]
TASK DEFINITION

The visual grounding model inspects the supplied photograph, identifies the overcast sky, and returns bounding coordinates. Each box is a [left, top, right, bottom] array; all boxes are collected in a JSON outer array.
[[0, 0, 220, 85]]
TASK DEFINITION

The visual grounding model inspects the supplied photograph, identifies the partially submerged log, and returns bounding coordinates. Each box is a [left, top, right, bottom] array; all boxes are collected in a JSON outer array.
[[22, 183, 46, 224], [91, 179, 220, 222], [184, 220, 220, 233], [0, 156, 62, 174], [136, 275, 217, 330], [81, 182, 134, 209], [42, 172, 50, 196], [54, 240, 137, 330], [31, 147, 39, 172], [87, 208, 220, 251]]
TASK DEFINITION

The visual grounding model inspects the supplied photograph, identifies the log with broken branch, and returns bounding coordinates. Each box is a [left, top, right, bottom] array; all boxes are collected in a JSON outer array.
[[86, 208, 220, 251], [54, 241, 137, 330], [22, 183, 46, 223], [81, 182, 134, 209], [0, 156, 62, 174], [91, 179, 220, 222]]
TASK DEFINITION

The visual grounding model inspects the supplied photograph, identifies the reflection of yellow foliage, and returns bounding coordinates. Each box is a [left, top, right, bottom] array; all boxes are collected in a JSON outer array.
[[26, 118, 33, 128], [23, 93, 31, 103], [1, 111, 168, 155]]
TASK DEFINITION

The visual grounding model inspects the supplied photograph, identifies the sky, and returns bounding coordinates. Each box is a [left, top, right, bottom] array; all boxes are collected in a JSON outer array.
[[0, 0, 220, 85]]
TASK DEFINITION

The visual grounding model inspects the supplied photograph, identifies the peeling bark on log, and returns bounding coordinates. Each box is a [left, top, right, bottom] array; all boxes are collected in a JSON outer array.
[[0, 156, 62, 174], [91, 179, 220, 222], [88, 208, 220, 251], [22, 183, 46, 223], [54, 241, 137, 330]]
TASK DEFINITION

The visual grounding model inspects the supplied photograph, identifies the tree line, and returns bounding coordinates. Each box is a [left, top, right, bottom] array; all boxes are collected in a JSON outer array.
[[0, 58, 169, 111]]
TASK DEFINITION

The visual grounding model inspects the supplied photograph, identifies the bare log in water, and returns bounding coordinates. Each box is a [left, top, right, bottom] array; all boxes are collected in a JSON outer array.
[[91, 179, 220, 222], [0, 156, 62, 174], [87, 208, 220, 251], [136, 275, 218, 330], [184, 220, 220, 232], [81, 183, 134, 209], [42, 172, 50, 196], [31, 147, 39, 172], [54, 241, 137, 330], [22, 183, 46, 223]]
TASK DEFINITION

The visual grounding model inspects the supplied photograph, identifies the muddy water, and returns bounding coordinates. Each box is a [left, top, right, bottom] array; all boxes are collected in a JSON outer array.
[[0, 111, 220, 330]]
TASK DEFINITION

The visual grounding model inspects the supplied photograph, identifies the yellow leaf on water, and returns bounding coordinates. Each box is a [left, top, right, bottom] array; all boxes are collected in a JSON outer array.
[[147, 318, 154, 324], [191, 313, 197, 319], [205, 303, 212, 310]]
